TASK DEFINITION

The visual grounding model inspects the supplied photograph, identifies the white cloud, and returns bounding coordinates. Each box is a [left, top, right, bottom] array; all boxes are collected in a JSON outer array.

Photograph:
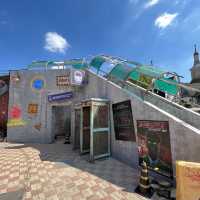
[[144, 0, 160, 8], [44, 32, 70, 53], [155, 12, 178, 29]]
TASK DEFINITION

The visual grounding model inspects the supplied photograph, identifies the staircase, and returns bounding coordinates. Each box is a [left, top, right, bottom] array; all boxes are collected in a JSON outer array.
[[86, 69, 200, 130]]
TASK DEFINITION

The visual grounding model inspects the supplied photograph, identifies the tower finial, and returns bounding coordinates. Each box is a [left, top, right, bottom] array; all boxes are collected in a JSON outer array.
[[193, 44, 200, 66], [195, 44, 197, 53]]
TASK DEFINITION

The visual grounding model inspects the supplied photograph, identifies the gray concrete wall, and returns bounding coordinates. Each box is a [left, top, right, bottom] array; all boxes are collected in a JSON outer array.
[[124, 82, 200, 130], [80, 71, 200, 174]]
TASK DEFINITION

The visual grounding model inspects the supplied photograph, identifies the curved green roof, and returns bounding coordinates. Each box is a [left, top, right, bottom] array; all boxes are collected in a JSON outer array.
[[109, 63, 133, 81], [131, 65, 166, 78], [27, 56, 180, 96], [63, 59, 88, 69], [90, 56, 106, 71], [28, 59, 88, 69]]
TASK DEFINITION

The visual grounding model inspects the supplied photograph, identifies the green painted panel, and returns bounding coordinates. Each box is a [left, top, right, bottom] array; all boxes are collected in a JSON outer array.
[[128, 70, 140, 81], [154, 78, 178, 95]]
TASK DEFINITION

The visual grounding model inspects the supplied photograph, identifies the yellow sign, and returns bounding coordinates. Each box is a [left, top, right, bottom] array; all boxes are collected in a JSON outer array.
[[176, 161, 200, 200], [28, 104, 38, 114], [7, 119, 26, 127]]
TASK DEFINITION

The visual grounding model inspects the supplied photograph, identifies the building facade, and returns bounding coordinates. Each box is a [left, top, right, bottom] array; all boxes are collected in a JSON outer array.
[[6, 66, 200, 178]]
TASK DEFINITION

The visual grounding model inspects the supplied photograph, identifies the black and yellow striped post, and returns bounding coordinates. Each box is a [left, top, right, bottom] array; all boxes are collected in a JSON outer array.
[[64, 135, 70, 144], [139, 161, 151, 194]]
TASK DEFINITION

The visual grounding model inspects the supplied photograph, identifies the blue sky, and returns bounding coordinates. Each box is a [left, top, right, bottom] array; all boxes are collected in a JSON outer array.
[[0, 0, 199, 82]]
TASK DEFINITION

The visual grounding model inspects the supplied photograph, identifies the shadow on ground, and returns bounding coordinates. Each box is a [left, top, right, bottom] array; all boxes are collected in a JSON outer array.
[[5, 142, 139, 194]]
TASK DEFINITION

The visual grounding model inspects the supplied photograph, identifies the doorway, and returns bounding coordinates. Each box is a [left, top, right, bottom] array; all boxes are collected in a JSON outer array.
[[52, 105, 71, 142]]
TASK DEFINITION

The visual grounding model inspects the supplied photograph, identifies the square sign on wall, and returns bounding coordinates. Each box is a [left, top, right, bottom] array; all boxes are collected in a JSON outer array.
[[28, 104, 38, 115], [56, 75, 70, 87]]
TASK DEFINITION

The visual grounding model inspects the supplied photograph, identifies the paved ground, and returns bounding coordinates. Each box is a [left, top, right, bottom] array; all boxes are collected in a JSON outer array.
[[0, 141, 148, 200]]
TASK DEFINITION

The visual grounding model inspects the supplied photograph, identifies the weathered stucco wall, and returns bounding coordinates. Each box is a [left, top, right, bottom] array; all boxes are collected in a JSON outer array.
[[7, 69, 78, 143]]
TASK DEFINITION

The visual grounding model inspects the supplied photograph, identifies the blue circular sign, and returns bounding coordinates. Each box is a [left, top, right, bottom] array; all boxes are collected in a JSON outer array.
[[32, 79, 44, 90]]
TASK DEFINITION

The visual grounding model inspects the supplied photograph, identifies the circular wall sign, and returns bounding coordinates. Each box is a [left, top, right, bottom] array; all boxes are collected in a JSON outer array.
[[31, 77, 45, 92]]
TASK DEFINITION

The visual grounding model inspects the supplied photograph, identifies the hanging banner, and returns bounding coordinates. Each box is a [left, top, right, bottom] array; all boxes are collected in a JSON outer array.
[[48, 91, 73, 102], [137, 120, 173, 177], [176, 161, 200, 200]]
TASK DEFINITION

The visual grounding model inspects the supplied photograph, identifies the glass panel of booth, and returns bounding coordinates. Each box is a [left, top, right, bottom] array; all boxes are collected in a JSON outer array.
[[81, 106, 91, 154], [92, 103, 110, 160], [77, 98, 111, 162]]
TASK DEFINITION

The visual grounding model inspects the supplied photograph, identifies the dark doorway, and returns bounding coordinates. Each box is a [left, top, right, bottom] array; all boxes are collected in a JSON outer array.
[[52, 106, 71, 141]]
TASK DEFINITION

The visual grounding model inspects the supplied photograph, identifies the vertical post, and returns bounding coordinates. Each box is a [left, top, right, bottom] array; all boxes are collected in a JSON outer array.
[[72, 108, 75, 149], [80, 106, 83, 154], [90, 101, 94, 162], [108, 102, 111, 157]]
